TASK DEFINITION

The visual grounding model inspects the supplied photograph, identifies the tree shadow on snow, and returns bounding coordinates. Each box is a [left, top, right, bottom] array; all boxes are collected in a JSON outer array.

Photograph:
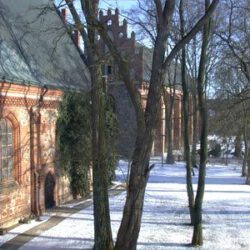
[[137, 242, 191, 248]]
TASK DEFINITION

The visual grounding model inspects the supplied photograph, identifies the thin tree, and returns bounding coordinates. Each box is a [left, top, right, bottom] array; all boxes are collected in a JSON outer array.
[[163, 59, 178, 165], [179, 0, 195, 225], [192, 0, 213, 245], [241, 102, 248, 176], [64, 1, 114, 249]]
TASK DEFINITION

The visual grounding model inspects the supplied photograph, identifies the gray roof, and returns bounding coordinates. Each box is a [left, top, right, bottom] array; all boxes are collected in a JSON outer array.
[[140, 44, 182, 87], [0, 0, 90, 90]]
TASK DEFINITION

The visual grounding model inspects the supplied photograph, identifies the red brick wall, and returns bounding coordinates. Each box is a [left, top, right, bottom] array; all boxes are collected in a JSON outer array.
[[98, 9, 143, 82], [0, 104, 32, 228], [0, 82, 72, 229]]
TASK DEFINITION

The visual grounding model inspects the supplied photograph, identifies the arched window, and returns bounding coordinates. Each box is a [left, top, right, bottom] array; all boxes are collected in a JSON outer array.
[[0, 118, 13, 181], [107, 19, 112, 26], [107, 65, 112, 75]]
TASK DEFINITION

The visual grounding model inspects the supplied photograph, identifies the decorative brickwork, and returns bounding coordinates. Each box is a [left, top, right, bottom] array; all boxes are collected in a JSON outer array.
[[0, 96, 60, 109], [98, 9, 143, 83], [0, 83, 72, 230]]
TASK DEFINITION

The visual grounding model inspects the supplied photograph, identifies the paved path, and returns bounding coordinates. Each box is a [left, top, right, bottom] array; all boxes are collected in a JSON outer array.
[[0, 186, 125, 250], [0, 200, 92, 250]]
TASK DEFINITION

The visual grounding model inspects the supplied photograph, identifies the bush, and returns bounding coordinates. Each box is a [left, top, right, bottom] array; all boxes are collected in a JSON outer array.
[[56, 92, 118, 198], [57, 92, 92, 198], [208, 143, 221, 157]]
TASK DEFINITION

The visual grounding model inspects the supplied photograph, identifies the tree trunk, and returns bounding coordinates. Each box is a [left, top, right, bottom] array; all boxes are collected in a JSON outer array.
[[192, 81, 208, 246], [90, 68, 114, 250], [115, 26, 171, 249], [179, 0, 195, 225], [246, 148, 250, 184], [242, 123, 248, 177], [115, 161, 149, 250], [191, 79, 198, 168], [163, 87, 175, 164], [192, 207, 203, 245], [234, 133, 242, 158], [95, 1, 219, 248], [166, 113, 175, 164], [192, 0, 211, 245], [64, 1, 114, 248]]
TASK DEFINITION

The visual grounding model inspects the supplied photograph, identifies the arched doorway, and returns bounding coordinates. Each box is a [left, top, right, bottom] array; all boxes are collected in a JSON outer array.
[[44, 172, 55, 209]]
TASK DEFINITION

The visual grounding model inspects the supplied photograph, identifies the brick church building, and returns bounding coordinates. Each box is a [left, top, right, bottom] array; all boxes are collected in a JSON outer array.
[[0, 1, 184, 231], [98, 9, 184, 158], [0, 0, 89, 230]]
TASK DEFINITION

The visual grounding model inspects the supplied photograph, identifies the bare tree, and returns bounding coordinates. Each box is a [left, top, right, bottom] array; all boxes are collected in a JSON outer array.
[[179, 0, 195, 224], [96, 1, 219, 249], [210, 60, 250, 174], [163, 59, 178, 165], [63, 1, 114, 249], [216, 0, 250, 177], [59, 0, 219, 249], [192, 0, 213, 245]]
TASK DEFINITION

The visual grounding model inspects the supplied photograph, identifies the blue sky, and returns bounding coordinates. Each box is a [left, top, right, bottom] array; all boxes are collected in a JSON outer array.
[[99, 0, 135, 11], [55, 1, 134, 11]]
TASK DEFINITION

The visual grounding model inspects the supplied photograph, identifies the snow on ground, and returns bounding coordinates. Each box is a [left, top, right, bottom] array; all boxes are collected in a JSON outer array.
[[3, 159, 250, 249], [0, 215, 51, 246]]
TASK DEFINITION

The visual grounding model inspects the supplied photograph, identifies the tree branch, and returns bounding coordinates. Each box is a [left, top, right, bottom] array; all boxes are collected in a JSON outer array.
[[65, 0, 90, 64], [163, 0, 176, 23], [163, 0, 219, 70], [94, 20, 146, 133], [153, 0, 163, 24]]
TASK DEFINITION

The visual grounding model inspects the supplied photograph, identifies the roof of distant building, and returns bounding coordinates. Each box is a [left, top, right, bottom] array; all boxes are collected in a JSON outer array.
[[139, 43, 183, 87]]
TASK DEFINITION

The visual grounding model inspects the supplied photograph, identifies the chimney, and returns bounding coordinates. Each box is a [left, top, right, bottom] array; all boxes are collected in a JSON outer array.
[[107, 9, 112, 16], [61, 8, 67, 23], [99, 9, 103, 20], [131, 31, 135, 40], [123, 19, 128, 38], [115, 8, 119, 24]]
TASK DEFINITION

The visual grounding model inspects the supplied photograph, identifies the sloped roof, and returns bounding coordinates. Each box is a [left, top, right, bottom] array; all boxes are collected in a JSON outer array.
[[139, 43, 183, 87], [0, 0, 90, 90]]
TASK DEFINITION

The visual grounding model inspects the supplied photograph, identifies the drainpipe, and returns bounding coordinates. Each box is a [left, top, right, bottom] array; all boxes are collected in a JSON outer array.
[[30, 85, 48, 218]]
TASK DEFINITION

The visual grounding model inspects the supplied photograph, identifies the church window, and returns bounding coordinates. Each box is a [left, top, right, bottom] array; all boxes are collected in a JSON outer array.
[[107, 19, 112, 26], [0, 119, 13, 182], [107, 65, 112, 75]]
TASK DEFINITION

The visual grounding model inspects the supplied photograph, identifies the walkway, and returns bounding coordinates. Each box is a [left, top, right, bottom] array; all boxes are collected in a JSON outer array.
[[0, 187, 124, 250], [1, 162, 249, 249]]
